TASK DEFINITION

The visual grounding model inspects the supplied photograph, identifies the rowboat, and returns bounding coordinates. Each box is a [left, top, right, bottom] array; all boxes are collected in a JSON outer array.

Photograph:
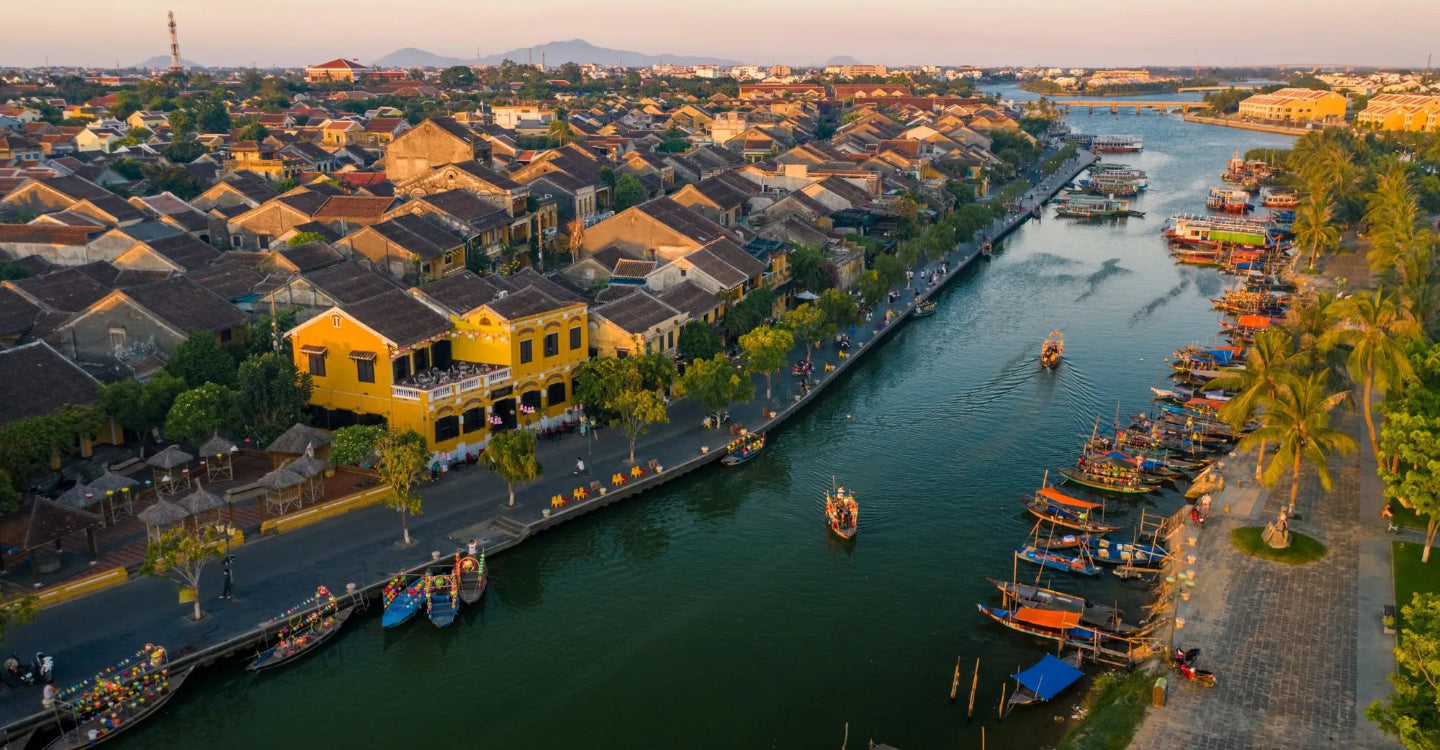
[[43, 667, 194, 750], [1059, 454, 1161, 495], [249, 586, 354, 671], [1082, 536, 1168, 567], [381, 573, 428, 628], [1022, 483, 1122, 534], [426, 564, 459, 628], [721, 433, 765, 466], [1005, 652, 1085, 716], [912, 300, 938, 317], [976, 604, 1105, 644], [1041, 331, 1064, 369], [458, 554, 487, 605], [825, 482, 858, 540], [1015, 544, 1099, 576], [987, 578, 1138, 636]]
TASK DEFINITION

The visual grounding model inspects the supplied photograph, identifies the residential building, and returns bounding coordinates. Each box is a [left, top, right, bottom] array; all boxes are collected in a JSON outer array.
[[0, 341, 121, 456], [338, 213, 468, 283], [306, 58, 371, 83], [1237, 88, 1347, 123], [384, 117, 492, 184], [587, 289, 687, 358], [1355, 94, 1440, 132]]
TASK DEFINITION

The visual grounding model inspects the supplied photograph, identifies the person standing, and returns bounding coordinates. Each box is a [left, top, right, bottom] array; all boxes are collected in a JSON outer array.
[[1200, 493, 1212, 516], [906, 269, 914, 288], [220, 555, 234, 600], [576, 457, 586, 475]]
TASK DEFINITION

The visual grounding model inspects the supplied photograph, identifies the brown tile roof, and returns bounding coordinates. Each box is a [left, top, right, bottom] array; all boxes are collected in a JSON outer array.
[[0, 286, 41, 338], [309, 58, 370, 70], [487, 285, 567, 320], [702, 237, 766, 278], [451, 160, 521, 190], [506, 268, 589, 305], [611, 258, 656, 278], [188, 262, 263, 301], [593, 289, 682, 335], [142, 233, 221, 271], [0, 341, 101, 424], [313, 195, 397, 220], [279, 241, 344, 272], [0, 223, 103, 245], [10, 268, 109, 312], [365, 214, 464, 261], [594, 285, 639, 303], [412, 189, 504, 226], [275, 190, 331, 217], [657, 280, 721, 318], [683, 247, 747, 288], [411, 271, 510, 315], [634, 197, 733, 245], [343, 288, 450, 346], [122, 276, 248, 334], [34, 175, 110, 202], [302, 260, 399, 304]]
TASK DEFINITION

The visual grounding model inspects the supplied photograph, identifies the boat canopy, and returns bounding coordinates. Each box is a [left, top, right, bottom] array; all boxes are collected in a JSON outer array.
[[1038, 486, 1101, 510], [1012, 653, 1086, 701], [1185, 398, 1229, 411], [1014, 607, 1082, 631], [1200, 347, 1242, 365], [1236, 315, 1271, 329]]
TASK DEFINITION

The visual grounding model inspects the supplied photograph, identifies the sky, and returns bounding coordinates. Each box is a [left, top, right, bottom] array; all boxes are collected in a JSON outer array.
[[4, 0, 1438, 69]]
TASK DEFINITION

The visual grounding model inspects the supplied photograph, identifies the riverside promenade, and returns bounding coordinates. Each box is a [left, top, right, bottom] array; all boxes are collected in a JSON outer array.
[[0, 151, 1096, 737]]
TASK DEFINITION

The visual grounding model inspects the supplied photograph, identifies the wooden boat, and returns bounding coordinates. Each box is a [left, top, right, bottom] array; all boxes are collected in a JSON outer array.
[[43, 666, 194, 750], [1082, 537, 1168, 566], [249, 586, 353, 672], [987, 578, 1137, 636], [1059, 454, 1160, 495], [976, 604, 1104, 644], [825, 483, 858, 540], [1023, 483, 1122, 534], [1041, 331, 1064, 369], [1262, 191, 1300, 208], [721, 433, 765, 466], [1005, 652, 1085, 715], [1056, 197, 1143, 219], [1206, 186, 1253, 214], [912, 300, 938, 317], [458, 554, 487, 605], [381, 573, 429, 628], [1015, 544, 1099, 576], [427, 560, 460, 628]]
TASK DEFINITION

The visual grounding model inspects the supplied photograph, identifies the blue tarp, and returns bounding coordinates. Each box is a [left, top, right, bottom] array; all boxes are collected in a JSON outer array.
[[1012, 654, 1085, 701]]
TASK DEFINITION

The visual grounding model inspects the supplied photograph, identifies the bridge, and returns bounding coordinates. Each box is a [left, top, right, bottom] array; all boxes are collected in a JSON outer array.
[[1177, 84, 1262, 92], [1055, 100, 1206, 115]]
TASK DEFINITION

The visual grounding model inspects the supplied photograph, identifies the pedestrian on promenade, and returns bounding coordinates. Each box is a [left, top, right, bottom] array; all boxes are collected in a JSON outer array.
[[576, 457, 586, 475], [220, 556, 234, 599], [906, 270, 913, 288], [467, 539, 479, 555], [1381, 504, 1398, 533], [1200, 493, 1212, 516]]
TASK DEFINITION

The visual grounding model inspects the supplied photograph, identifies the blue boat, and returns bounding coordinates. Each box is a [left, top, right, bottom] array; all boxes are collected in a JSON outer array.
[[1005, 652, 1086, 715], [427, 561, 459, 628], [381, 574, 428, 628], [1082, 537, 1168, 566], [1015, 544, 1099, 576]]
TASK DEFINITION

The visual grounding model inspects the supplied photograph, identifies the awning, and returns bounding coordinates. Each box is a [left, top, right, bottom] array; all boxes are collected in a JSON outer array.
[[1014, 606, 1081, 631], [1012, 653, 1085, 701], [1237, 315, 1271, 329], [299, 344, 328, 356], [794, 291, 820, 301], [348, 350, 377, 361], [1038, 486, 1100, 510]]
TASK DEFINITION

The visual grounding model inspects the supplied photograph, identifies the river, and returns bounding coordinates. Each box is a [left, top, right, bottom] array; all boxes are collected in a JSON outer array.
[[115, 106, 1293, 750]]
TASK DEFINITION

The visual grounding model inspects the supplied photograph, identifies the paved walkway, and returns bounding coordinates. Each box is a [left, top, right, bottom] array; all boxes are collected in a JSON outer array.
[[1130, 412, 1397, 749]]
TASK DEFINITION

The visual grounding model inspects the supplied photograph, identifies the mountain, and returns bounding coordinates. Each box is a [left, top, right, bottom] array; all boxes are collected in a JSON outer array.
[[133, 56, 204, 69], [476, 39, 739, 68], [823, 55, 862, 66], [371, 47, 473, 68]]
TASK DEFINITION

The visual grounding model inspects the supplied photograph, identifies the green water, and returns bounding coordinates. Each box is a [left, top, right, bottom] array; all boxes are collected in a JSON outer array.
[[118, 114, 1293, 750]]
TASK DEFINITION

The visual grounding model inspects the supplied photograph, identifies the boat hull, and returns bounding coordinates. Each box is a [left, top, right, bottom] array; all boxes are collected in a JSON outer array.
[[249, 606, 355, 671], [43, 668, 194, 750]]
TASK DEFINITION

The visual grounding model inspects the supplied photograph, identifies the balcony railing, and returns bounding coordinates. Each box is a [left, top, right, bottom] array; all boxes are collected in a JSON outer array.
[[391, 363, 511, 402]]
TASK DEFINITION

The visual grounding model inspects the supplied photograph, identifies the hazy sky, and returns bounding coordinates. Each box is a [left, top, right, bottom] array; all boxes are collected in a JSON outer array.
[[5, 0, 1437, 69]]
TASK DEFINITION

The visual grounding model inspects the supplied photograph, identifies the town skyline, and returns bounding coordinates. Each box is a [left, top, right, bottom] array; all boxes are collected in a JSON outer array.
[[3, 0, 1438, 70]]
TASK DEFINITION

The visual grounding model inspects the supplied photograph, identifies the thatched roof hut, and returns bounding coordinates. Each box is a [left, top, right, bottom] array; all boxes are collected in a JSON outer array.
[[56, 482, 99, 511], [197, 433, 238, 459], [179, 483, 225, 516], [265, 424, 332, 457], [259, 467, 305, 490], [146, 445, 194, 471], [87, 470, 138, 494], [137, 498, 190, 527], [286, 455, 327, 479]]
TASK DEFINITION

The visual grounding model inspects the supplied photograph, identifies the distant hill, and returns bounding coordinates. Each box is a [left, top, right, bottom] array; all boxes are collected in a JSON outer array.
[[371, 47, 473, 68], [133, 56, 204, 69], [823, 55, 862, 66], [476, 39, 739, 68]]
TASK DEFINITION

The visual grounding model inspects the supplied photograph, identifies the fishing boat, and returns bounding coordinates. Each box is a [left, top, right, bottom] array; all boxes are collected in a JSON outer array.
[[1058, 456, 1160, 495], [1041, 331, 1064, 369], [1055, 197, 1143, 219], [721, 433, 766, 466], [458, 554, 487, 605], [1015, 544, 1099, 576], [249, 586, 354, 672], [825, 483, 859, 540], [1205, 187, 1254, 214], [1090, 134, 1143, 153], [1004, 652, 1085, 716], [1262, 191, 1300, 208], [912, 300, 938, 317], [43, 665, 194, 750], [976, 604, 1105, 645], [1022, 481, 1122, 534], [426, 561, 459, 628], [987, 578, 1139, 636], [1082, 536, 1168, 567], [381, 572, 429, 628]]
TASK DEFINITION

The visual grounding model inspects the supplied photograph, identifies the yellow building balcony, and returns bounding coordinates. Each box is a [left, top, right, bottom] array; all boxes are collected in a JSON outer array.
[[390, 361, 512, 405]]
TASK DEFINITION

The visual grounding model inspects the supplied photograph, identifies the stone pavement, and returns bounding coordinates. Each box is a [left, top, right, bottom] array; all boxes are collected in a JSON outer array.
[[1129, 413, 1398, 749]]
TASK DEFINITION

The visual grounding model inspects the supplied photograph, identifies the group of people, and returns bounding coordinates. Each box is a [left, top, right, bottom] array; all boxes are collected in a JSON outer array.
[[828, 489, 858, 532]]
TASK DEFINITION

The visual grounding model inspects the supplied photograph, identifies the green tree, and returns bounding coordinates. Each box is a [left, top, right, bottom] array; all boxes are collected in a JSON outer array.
[[611, 388, 669, 463], [0, 590, 37, 641], [779, 303, 827, 360], [1207, 329, 1301, 481], [677, 353, 754, 414], [236, 121, 269, 142], [439, 66, 476, 87], [376, 429, 427, 545], [288, 231, 329, 247], [329, 424, 387, 467], [196, 94, 231, 133], [740, 325, 794, 401], [788, 246, 832, 292], [1379, 411, 1440, 561], [548, 119, 576, 146], [817, 288, 861, 334], [1365, 160, 1421, 272], [246, 308, 299, 358], [0, 416, 66, 487], [141, 526, 224, 622], [161, 137, 206, 163], [166, 109, 195, 137], [102, 372, 186, 442], [1324, 288, 1423, 471], [485, 428, 542, 507], [140, 161, 201, 199], [1237, 371, 1357, 514], [873, 253, 907, 289], [677, 320, 722, 361], [1291, 190, 1340, 272], [109, 90, 141, 120], [234, 353, 314, 446], [1367, 593, 1440, 748], [164, 383, 237, 446], [857, 269, 888, 308], [721, 288, 775, 340], [167, 333, 237, 388], [613, 174, 646, 211]]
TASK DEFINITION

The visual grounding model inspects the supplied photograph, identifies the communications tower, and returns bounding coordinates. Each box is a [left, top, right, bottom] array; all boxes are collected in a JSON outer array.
[[168, 11, 182, 73]]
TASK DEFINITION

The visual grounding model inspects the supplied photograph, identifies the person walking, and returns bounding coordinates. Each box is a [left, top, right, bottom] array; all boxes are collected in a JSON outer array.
[[906, 270, 914, 289], [576, 457, 586, 476], [220, 555, 234, 600]]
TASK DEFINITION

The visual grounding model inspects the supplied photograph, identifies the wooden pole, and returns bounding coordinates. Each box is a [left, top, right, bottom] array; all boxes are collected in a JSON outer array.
[[998, 682, 1006, 721], [840, 722, 847, 750], [981, 726, 985, 750], [950, 656, 961, 700], [967, 658, 980, 719]]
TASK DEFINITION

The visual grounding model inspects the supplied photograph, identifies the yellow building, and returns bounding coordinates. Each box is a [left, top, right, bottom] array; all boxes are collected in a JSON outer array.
[[1237, 88, 1347, 123], [1356, 94, 1440, 132], [288, 271, 588, 455]]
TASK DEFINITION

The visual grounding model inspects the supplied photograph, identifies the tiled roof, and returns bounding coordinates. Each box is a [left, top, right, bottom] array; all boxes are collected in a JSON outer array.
[[412, 271, 510, 315], [312, 195, 397, 220], [342, 288, 450, 346], [309, 58, 370, 70], [302, 260, 399, 304], [10, 268, 110, 312], [122, 276, 248, 334], [612, 258, 656, 278], [487, 285, 567, 320], [142, 233, 221, 271], [0, 341, 101, 424], [683, 247, 747, 288], [0, 223, 102, 245], [365, 214, 463, 261], [634, 197, 733, 245], [701, 237, 767, 278], [0, 286, 41, 338], [657, 280, 722, 318], [414, 189, 503, 225], [593, 289, 682, 335], [188, 262, 264, 301], [279, 241, 344, 272]]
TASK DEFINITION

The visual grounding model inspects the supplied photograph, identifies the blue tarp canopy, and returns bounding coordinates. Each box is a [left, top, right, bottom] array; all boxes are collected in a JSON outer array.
[[1012, 654, 1084, 701]]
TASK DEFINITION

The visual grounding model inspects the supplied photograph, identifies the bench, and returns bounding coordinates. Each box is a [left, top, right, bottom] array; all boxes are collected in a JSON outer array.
[[1383, 604, 1397, 635]]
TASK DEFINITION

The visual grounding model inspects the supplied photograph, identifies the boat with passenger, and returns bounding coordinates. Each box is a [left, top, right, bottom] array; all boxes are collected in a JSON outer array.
[[825, 483, 858, 540]]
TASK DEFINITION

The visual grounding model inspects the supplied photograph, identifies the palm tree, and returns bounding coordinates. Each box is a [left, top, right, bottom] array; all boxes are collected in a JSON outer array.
[[1290, 189, 1339, 272], [1363, 161, 1419, 272], [1396, 234, 1439, 337], [548, 118, 576, 146], [1285, 290, 1341, 372], [1238, 371, 1356, 514], [1206, 329, 1301, 481], [1323, 288, 1422, 470], [566, 216, 585, 266]]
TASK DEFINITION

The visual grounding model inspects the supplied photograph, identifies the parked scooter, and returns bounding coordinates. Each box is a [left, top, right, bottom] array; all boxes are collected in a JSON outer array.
[[702, 412, 732, 430], [1171, 647, 1216, 687], [7, 652, 54, 686], [1190, 506, 1206, 527]]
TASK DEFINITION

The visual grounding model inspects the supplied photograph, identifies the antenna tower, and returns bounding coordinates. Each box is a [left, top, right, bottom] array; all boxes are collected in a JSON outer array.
[[167, 11, 182, 73]]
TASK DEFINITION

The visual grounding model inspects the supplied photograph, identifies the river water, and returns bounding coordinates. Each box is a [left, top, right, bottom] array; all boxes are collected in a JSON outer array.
[[116, 103, 1293, 750]]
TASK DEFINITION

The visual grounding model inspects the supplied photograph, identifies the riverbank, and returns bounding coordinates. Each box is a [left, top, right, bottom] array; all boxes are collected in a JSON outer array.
[[1182, 114, 1311, 136], [0, 152, 1099, 741]]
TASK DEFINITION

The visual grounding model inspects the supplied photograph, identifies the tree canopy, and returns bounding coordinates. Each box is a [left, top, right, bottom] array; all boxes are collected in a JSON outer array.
[[678, 353, 754, 413], [1368, 593, 1440, 749], [677, 320, 722, 362], [485, 428, 542, 506], [740, 325, 794, 401]]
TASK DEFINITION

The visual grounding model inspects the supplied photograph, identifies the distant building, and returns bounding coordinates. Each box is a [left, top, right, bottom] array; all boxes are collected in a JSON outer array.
[[306, 58, 370, 83], [1355, 94, 1440, 132], [826, 64, 888, 79], [1237, 88, 1347, 124]]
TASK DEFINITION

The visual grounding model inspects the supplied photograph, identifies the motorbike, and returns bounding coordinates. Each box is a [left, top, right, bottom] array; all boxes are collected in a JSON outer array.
[[702, 412, 732, 430], [8, 652, 53, 686], [1171, 647, 1215, 687], [1190, 506, 1206, 527]]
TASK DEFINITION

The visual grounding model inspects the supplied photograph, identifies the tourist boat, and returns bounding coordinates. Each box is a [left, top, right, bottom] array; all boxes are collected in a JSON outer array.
[[381, 572, 429, 628], [426, 561, 459, 628], [987, 578, 1139, 636], [1163, 214, 1282, 249], [1055, 197, 1143, 219], [825, 482, 858, 540], [43, 664, 194, 750], [1004, 652, 1085, 716], [458, 554, 487, 605], [1205, 187, 1253, 214], [1218, 314, 1273, 344], [1058, 456, 1160, 495], [1089, 134, 1144, 153], [1212, 288, 1288, 317], [1041, 331, 1064, 369], [1022, 481, 1122, 534], [1088, 162, 1136, 172], [1074, 177, 1142, 196], [1082, 536, 1168, 567], [722, 433, 766, 466], [1015, 544, 1100, 576], [248, 586, 354, 672], [912, 300, 938, 317], [1262, 190, 1300, 208]]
